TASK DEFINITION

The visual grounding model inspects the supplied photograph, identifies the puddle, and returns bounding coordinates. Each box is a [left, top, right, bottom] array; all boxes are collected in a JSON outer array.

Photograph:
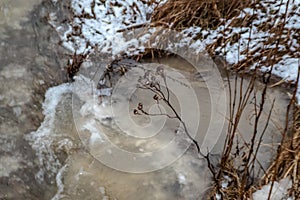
[[27, 55, 290, 199]]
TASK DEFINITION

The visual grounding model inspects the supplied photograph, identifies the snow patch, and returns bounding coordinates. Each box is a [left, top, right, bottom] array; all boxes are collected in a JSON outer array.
[[52, 0, 300, 102]]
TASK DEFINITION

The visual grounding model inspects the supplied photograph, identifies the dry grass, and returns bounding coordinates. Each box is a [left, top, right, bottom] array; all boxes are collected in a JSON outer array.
[[151, 0, 251, 30], [66, 51, 89, 81], [207, 69, 299, 199], [151, 0, 300, 70], [259, 102, 300, 199]]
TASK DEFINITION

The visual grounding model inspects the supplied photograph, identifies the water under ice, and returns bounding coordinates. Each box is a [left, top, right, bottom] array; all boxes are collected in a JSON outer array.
[[27, 56, 291, 199]]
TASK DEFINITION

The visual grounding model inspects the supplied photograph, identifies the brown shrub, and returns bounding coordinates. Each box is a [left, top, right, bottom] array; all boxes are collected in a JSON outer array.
[[151, 0, 251, 30]]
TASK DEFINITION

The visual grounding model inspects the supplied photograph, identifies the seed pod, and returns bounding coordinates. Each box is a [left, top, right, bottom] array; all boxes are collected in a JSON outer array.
[[133, 109, 139, 115], [138, 103, 143, 110]]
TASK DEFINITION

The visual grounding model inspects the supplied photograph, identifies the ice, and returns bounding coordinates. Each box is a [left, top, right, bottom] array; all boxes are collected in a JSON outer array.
[[216, 194, 221, 200], [51, 163, 68, 200], [25, 83, 73, 182], [81, 119, 104, 144], [252, 178, 292, 200]]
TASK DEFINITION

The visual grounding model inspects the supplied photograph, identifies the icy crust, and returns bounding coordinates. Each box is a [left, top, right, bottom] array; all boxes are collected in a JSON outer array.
[[25, 84, 73, 183]]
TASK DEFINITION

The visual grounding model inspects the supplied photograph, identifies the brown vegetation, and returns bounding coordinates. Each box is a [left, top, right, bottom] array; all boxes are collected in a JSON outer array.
[[66, 52, 89, 81], [151, 0, 251, 30]]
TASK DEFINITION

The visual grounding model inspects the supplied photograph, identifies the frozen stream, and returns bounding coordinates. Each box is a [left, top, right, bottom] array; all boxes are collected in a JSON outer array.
[[27, 55, 290, 199], [0, 0, 293, 199]]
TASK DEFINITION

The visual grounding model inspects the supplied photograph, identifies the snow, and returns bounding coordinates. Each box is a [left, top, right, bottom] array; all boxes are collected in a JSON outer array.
[[51, 0, 300, 101], [177, 173, 186, 184], [221, 175, 231, 189], [25, 83, 73, 182], [193, 0, 300, 101], [52, 0, 165, 56], [51, 163, 68, 200]]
